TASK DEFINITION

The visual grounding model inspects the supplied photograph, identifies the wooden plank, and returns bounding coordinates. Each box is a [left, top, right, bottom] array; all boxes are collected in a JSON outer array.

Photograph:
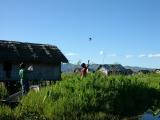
[[1, 91, 22, 103]]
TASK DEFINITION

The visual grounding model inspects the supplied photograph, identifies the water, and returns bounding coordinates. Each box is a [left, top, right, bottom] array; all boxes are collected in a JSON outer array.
[[141, 111, 160, 120]]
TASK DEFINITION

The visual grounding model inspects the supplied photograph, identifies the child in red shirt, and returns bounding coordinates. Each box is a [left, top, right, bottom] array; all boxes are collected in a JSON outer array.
[[81, 60, 89, 78]]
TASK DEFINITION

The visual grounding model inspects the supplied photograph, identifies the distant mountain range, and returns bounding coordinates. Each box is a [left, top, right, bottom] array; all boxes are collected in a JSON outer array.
[[124, 66, 155, 72], [61, 63, 79, 73], [61, 63, 156, 73]]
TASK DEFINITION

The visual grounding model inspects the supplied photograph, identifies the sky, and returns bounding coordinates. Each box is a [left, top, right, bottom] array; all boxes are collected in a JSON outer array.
[[0, 0, 160, 68]]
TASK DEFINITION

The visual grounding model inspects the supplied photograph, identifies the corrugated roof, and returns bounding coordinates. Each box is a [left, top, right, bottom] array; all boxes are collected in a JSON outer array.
[[0, 40, 68, 64], [96, 64, 127, 72]]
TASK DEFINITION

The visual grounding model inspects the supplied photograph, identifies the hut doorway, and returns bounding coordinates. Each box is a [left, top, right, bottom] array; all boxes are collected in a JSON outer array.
[[3, 61, 12, 79]]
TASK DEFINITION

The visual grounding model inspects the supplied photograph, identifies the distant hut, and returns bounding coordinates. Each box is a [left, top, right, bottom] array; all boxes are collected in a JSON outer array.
[[97, 65, 110, 75], [0, 40, 68, 82], [155, 69, 160, 74], [126, 69, 133, 75], [109, 64, 127, 75], [138, 70, 150, 74], [89, 64, 100, 73], [96, 64, 127, 75], [74, 68, 81, 73]]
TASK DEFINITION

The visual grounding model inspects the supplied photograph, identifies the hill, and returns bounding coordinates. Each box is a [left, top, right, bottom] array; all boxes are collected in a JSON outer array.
[[124, 66, 155, 72], [61, 63, 155, 73]]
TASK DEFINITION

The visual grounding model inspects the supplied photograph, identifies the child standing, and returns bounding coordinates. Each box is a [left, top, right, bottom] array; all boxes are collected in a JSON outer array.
[[19, 63, 29, 95], [80, 60, 89, 78]]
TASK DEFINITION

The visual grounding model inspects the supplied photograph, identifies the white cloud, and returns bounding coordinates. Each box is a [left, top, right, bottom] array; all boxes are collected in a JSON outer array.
[[125, 55, 133, 58], [148, 53, 160, 58], [65, 52, 78, 56], [138, 54, 146, 58], [99, 50, 104, 55]]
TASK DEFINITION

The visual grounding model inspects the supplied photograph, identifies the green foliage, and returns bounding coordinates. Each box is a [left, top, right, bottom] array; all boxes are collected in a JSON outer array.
[[0, 83, 8, 99], [0, 105, 15, 120], [15, 90, 47, 120], [1, 73, 160, 119]]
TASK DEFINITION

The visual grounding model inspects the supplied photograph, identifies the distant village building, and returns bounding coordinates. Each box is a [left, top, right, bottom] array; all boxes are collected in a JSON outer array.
[[109, 64, 127, 75], [74, 68, 81, 73], [0, 40, 68, 82], [95, 64, 129, 75], [155, 69, 160, 74], [138, 70, 151, 74], [96, 65, 110, 75], [126, 69, 133, 75]]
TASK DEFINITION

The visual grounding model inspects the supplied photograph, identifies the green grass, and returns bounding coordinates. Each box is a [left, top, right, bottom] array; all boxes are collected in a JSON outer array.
[[0, 73, 160, 120], [0, 83, 8, 99], [0, 105, 14, 120]]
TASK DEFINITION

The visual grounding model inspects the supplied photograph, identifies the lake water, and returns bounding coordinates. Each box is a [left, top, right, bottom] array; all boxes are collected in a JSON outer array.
[[141, 112, 160, 120]]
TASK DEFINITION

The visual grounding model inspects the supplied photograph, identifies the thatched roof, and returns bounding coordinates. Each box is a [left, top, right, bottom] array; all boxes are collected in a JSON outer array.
[[0, 40, 68, 64], [96, 64, 127, 72], [108, 64, 126, 72]]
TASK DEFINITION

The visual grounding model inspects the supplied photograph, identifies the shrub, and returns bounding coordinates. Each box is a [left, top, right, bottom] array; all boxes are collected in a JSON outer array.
[[14, 73, 160, 119], [0, 105, 15, 120], [0, 83, 8, 99], [15, 91, 47, 120]]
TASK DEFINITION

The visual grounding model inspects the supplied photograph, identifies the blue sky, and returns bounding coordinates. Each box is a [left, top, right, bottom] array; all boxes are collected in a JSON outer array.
[[0, 0, 160, 68]]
